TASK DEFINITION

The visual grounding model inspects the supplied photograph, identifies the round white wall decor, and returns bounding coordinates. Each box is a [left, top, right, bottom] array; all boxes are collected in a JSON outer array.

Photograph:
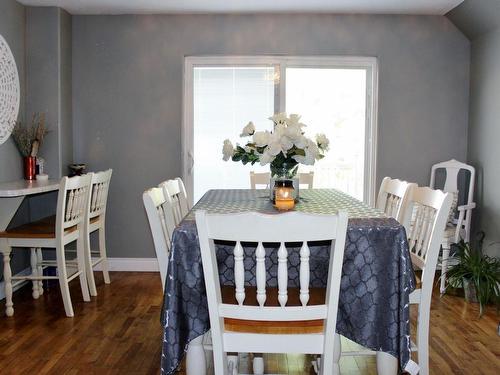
[[0, 34, 20, 145]]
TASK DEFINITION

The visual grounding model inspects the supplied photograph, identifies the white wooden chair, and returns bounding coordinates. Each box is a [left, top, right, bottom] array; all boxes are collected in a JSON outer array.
[[250, 171, 314, 189], [83, 169, 113, 297], [299, 171, 314, 189], [159, 177, 190, 225], [430, 159, 476, 294], [375, 177, 416, 222], [250, 172, 271, 189], [143, 187, 176, 289], [196, 210, 348, 375], [0, 174, 93, 317], [338, 186, 451, 375], [401, 186, 452, 375]]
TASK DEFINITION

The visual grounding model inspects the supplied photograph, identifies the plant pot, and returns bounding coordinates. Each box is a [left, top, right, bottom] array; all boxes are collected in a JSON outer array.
[[23, 156, 36, 180], [463, 278, 478, 303]]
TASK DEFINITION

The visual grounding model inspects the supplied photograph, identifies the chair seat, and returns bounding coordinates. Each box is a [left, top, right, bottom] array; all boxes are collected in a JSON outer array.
[[221, 286, 325, 334], [90, 216, 100, 224], [0, 216, 77, 239]]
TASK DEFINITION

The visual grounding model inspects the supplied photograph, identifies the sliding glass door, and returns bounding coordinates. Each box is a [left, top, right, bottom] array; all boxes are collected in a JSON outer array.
[[184, 56, 378, 204]]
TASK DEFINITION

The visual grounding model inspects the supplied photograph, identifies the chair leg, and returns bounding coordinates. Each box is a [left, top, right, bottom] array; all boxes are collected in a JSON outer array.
[[77, 236, 91, 302], [99, 226, 111, 284], [325, 332, 341, 375], [228, 354, 238, 375], [440, 247, 450, 295], [30, 248, 40, 299], [56, 244, 74, 317], [84, 230, 97, 297], [253, 354, 264, 374], [37, 248, 44, 296], [417, 308, 430, 375], [2, 247, 14, 316]]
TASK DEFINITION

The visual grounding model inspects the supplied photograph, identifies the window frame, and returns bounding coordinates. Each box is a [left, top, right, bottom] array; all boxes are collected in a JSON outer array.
[[183, 55, 379, 205]]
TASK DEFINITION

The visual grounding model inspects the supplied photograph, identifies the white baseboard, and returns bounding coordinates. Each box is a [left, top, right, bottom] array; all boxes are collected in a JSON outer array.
[[93, 257, 159, 272], [0, 267, 31, 301]]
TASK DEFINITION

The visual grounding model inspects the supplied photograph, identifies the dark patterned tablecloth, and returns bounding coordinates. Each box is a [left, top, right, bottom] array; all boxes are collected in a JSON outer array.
[[160, 189, 416, 374]]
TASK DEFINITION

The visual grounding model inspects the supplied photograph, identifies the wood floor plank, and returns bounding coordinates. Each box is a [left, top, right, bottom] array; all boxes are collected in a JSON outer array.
[[1, 272, 499, 374]]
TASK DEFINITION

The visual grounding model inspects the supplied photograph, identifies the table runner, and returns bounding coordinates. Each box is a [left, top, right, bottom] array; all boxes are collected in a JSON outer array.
[[160, 189, 416, 374]]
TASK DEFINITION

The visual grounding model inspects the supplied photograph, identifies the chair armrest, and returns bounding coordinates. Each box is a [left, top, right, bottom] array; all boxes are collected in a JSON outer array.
[[457, 202, 476, 211]]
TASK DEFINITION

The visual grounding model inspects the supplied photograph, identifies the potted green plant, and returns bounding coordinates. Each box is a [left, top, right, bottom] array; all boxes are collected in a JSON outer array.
[[11, 113, 48, 180], [445, 233, 500, 316]]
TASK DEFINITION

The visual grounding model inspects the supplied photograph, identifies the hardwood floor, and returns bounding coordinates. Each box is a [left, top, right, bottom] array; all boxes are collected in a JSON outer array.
[[1, 272, 499, 374]]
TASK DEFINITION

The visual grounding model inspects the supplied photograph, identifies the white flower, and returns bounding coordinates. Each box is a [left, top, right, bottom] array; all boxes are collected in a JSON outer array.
[[280, 136, 294, 151], [288, 114, 301, 125], [244, 145, 254, 153], [307, 139, 320, 159], [259, 151, 274, 166], [240, 121, 255, 137], [222, 139, 235, 161], [267, 141, 282, 156], [293, 135, 308, 149], [292, 139, 320, 165], [269, 112, 288, 125], [274, 123, 286, 138], [253, 131, 271, 147], [316, 133, 330, 151], [285, 124, 303, 142]]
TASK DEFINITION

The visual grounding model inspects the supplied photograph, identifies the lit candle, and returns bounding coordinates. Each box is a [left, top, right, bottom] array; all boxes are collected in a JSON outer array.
[[274, 181, 295, 211]]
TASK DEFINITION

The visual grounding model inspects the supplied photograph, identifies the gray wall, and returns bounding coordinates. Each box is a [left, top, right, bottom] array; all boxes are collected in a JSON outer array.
[[72, 14, 470, 259], [0, 0, 28, 279], [0, 3, 73, 282], [0, 0, 25, 183], [448, 0, 500, 256], [26, 7, 73, 178], [468, 27, 500, 256]]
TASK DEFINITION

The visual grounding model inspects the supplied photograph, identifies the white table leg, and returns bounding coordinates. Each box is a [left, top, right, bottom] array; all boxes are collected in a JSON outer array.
[[0, 196, 24, 317], [2, 245, 14, 316], [253, 354, 264, 374], [37, 248, 44, 295], [30, 248, 39, 299], [376, 351, 398, 375], [186, 335, 207, 375]]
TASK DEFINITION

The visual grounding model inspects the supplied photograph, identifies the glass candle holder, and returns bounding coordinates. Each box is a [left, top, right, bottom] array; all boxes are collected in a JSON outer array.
[[274, 180, 295, 211]]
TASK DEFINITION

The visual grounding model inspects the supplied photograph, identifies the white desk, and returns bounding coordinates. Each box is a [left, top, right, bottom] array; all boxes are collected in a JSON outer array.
[[0, 179, 60, 230], [0, 179, 60, 316]]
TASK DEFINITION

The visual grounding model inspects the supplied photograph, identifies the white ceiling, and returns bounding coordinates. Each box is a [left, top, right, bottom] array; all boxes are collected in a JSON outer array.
[[17, 0, 464, 15]]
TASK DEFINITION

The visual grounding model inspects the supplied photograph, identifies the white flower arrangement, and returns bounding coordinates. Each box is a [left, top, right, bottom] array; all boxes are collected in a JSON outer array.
[[222, 113, 329, 177]]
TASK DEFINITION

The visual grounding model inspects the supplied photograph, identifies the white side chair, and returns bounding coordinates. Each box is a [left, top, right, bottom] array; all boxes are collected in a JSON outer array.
[[401, 185, 452, 375], [196, 210, 348, 375], [159, 177, 190, 225], [250, 171, 270, 190], [83, 169, 113, 297], [338, 186, 451, 375], [143, 187, 176, 289], [0, 174, 93, 317], [430, 159, 476, 294], [376, 177, 416, 222], [299, 171, 314, 189]]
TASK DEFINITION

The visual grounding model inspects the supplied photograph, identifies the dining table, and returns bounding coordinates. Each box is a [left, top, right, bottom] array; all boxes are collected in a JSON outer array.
[[160, 189, 417, 375]]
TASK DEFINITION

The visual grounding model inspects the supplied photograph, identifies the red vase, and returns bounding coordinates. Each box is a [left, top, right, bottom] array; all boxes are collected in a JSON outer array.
[[23, 156, 36, 180]]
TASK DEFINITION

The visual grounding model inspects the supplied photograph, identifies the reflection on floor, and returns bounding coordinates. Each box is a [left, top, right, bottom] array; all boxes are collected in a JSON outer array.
[[0, 272, 499, 374]]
